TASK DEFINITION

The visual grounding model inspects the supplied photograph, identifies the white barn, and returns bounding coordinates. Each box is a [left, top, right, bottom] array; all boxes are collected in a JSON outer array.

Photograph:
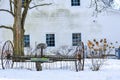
[[0, 0, 120, 51]]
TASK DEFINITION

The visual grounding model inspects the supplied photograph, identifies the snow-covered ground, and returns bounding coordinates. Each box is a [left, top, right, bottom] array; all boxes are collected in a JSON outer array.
[[0, 59, 120, 80]]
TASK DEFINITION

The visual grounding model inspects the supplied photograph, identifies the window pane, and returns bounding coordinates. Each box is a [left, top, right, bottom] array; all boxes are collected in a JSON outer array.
[[72, 33, 81, 46], [71, 0, 80, 6], [24, 35, 30, 47], [46, 34, 55, 47]]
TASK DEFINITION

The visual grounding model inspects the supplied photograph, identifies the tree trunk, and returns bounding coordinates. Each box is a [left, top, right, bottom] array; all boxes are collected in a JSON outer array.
[[13, 29, 24, 56], [13, 0, 24, 56]]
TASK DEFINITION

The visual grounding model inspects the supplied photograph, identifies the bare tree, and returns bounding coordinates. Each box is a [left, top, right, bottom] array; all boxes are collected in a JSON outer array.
[[0, 0, 51, 56], [90, 0, 113, 16]]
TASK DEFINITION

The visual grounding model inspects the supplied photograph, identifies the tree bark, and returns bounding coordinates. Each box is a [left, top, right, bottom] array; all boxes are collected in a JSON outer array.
[[13, 0, 24, 56]]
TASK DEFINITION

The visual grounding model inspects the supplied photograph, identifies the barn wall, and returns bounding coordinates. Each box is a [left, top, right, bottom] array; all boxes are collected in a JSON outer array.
[[24, 0, 103, 48], [0, 0, 120, 50]]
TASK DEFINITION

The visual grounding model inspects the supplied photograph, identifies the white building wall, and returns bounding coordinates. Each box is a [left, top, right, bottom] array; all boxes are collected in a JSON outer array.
[[0, 0, 120, 50], [24, 0, 102, 48]]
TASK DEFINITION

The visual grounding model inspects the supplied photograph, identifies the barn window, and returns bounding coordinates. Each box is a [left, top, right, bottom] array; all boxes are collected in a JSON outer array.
[[71, 0, 80, 6], [72, 33, 81, 46], [24, 35, 30, 47], [46, 34, 55, 47]]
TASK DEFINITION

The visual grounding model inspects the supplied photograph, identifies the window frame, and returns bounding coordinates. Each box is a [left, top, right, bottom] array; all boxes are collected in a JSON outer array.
[[72, 33, 81, 46], [24, 35, 30, 47], [46, 34, 55, 47], [71, 0, 80, 6]]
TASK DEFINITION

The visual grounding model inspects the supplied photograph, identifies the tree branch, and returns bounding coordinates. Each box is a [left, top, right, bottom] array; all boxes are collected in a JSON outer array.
[[29, 3, 52, 9], [21, 0, 31, 30], [9, 0, 13, 13], [0, 25, 13, 31], [95, 0, 98, 12], [0, 9, 15, 17]]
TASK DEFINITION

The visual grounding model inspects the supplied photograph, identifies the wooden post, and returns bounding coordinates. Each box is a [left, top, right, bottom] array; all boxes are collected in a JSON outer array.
[[35, 43, 47, 71], [41, 48, 43, 57], [36, 62, 42, 71], [75, 60, 78, 72]]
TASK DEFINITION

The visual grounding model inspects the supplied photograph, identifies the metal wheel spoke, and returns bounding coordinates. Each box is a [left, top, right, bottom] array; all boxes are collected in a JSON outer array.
[[1, 40, 14, 69], [75, 41, 85, 71], [5, 60, 9, 68]]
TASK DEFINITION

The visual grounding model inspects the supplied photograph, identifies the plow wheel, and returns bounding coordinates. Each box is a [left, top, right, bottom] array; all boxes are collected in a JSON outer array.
[[75, 42, 85, 71], [1, 40, 14, 69]]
